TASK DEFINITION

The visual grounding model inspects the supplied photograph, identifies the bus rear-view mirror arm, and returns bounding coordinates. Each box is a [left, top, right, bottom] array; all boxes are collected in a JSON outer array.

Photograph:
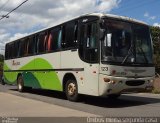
[[99, 29, 105, 40]]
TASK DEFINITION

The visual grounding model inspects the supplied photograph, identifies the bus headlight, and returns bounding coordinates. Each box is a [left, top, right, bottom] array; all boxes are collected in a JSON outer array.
[[149, 79, 154, 83], [103, 78, 110, 83], [103, 78, 116, 84]]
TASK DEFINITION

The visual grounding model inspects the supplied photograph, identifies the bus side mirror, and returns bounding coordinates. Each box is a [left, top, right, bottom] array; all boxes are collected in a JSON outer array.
[[103, 33, 112, 47], [106, 33, 112, 47]]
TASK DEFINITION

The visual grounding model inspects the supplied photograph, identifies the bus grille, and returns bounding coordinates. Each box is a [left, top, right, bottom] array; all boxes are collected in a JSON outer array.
[[126, 80, 145, 86]]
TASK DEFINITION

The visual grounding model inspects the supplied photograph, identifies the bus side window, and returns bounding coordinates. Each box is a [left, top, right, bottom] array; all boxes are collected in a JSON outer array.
[[35, 34, 39, 54], [58, 29, 62, 49], [19, 40, 25, 57], [47, 30, 52, 52], [14, 41, 20, 58], [24, 38, 29, 56], [65, 21, 75, 48], [8, 44, 11, 59], [9, 43, 14, 59], [74, 22, 78, 46], [61, 21, 78, 49], [61, 26, 66, 48], [46, 27, 62, 52], [44, 32, 48, 52], [32, 35, 36, 54], [8, 44, 12, 59], [79, 25, 86, 59], [5, 44, 9, 59], [50, 27, 62, 51], [37, 32, 46, 54], [28, 36, 35, 55]]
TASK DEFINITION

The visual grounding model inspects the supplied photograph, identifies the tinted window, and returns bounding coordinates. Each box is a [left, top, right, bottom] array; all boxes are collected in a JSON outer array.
[[14, 41, 20, 58], [5, 36, 36, 59], [86, 23, 98, 48], [79, 22, 98, 63], [19, 39, 25, 57], [5, 42, 17, 59], [61, 26, 66, 48], [5, 44, 9, 59], [79, 25, 86, 59], [47, 27, 62, 52], [28, 36, 35, 55], [11, 43, 15, 58], [62, 21, 78, 49], [24, 38, 29, 56], [37, 32, 47, 54]]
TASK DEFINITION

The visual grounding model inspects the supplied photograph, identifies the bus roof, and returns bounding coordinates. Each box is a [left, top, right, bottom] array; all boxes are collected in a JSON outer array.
[[6, 13, 148, 44], [85, 13, 148, 25]]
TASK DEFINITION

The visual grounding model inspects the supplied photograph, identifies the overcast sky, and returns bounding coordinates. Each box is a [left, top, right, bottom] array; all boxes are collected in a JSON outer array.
[[0, 0, 159, 54]]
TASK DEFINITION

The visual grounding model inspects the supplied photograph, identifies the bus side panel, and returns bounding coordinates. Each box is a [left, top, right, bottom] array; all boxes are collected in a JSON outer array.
[[83, 63, 99, 96], [4, 56, 36, 85], [33, 52, 62, 91], [60, 50, 85, 93], [19, 56, 36, 88], [3, 60, 18, 85], [61, 50, 99, 96]]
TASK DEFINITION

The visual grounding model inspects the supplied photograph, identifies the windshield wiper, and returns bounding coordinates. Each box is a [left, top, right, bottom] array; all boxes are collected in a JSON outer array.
[[137, 47, 148, 64], [121, 43, 134, 64]]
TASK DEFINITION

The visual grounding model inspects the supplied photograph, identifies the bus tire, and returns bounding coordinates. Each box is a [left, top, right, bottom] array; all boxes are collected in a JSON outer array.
[[107, 94, 121, 99], [65, 79, 78, 102], [17, 75, 25, 92], [1, 79, 5, 85]]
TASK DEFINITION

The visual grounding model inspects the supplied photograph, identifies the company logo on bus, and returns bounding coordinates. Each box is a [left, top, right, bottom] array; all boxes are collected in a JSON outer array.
[[82, 19, 88, 22], [12, 60, 20, 66]]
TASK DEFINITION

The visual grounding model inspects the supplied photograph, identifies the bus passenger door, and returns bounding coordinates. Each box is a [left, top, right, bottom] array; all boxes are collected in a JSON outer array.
[[78, 19, 99, 96]]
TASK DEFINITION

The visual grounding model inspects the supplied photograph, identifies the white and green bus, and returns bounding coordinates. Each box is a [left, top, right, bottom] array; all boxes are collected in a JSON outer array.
[[4, 13, 155, 101]]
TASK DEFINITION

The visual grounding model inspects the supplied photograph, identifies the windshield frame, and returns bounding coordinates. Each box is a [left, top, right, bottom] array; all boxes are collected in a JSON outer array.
[[100, 17, 154, 67]]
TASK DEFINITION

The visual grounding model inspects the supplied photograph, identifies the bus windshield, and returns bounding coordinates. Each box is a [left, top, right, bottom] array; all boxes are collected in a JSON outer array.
[[101, 19, 153, 65]]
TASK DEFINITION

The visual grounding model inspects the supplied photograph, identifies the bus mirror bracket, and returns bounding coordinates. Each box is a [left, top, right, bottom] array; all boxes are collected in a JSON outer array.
[[100, 29, 105, 40]]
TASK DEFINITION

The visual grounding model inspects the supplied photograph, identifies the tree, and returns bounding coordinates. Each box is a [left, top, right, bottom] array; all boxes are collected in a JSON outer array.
[[0, 54, 4, 62], [150, 26, 160, 73]]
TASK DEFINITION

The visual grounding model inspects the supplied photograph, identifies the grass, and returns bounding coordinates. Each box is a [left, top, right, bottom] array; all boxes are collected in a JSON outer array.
[[152, 88, 160, 94]]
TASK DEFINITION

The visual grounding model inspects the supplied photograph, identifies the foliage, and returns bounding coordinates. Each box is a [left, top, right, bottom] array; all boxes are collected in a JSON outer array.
[[0, 54, 4, 63], [152, 88, 160, 94], [150, 26, 160, 73]]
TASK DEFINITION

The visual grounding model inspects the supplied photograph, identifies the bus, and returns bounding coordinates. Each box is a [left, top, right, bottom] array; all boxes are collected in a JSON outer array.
[[3, 13, 155, 101]]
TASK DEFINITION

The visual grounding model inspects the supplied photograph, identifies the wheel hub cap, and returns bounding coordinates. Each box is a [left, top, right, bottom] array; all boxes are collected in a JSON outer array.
[[68, 83, 76, 96]]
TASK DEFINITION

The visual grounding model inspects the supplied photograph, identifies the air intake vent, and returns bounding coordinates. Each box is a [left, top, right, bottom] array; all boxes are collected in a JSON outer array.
[[126, 80, 145, 86]]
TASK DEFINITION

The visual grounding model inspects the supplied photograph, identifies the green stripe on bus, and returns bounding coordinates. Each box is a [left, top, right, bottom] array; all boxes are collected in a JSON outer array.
[[4, 58, 62, 91]]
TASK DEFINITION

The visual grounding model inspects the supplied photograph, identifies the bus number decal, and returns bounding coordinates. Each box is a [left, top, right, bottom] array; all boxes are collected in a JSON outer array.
[[101, 67, 108, 71]]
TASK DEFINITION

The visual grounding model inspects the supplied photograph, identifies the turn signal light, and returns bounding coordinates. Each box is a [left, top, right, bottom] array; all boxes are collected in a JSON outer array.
[[111, 70, 116, 75]]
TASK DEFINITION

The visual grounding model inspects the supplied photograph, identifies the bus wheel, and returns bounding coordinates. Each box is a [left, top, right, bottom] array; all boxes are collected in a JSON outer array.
[[107, 94, 121, 99], [65, 79, 78, 102], [17, 75, 25, 92], [1, 79, 5, 85]]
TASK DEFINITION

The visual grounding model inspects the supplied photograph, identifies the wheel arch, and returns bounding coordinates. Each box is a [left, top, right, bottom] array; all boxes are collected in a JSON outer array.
[[17, 73, 22, 82]]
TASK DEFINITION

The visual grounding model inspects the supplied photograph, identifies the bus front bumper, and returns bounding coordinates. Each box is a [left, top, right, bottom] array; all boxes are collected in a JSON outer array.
[[98, 74, 154, 96]]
